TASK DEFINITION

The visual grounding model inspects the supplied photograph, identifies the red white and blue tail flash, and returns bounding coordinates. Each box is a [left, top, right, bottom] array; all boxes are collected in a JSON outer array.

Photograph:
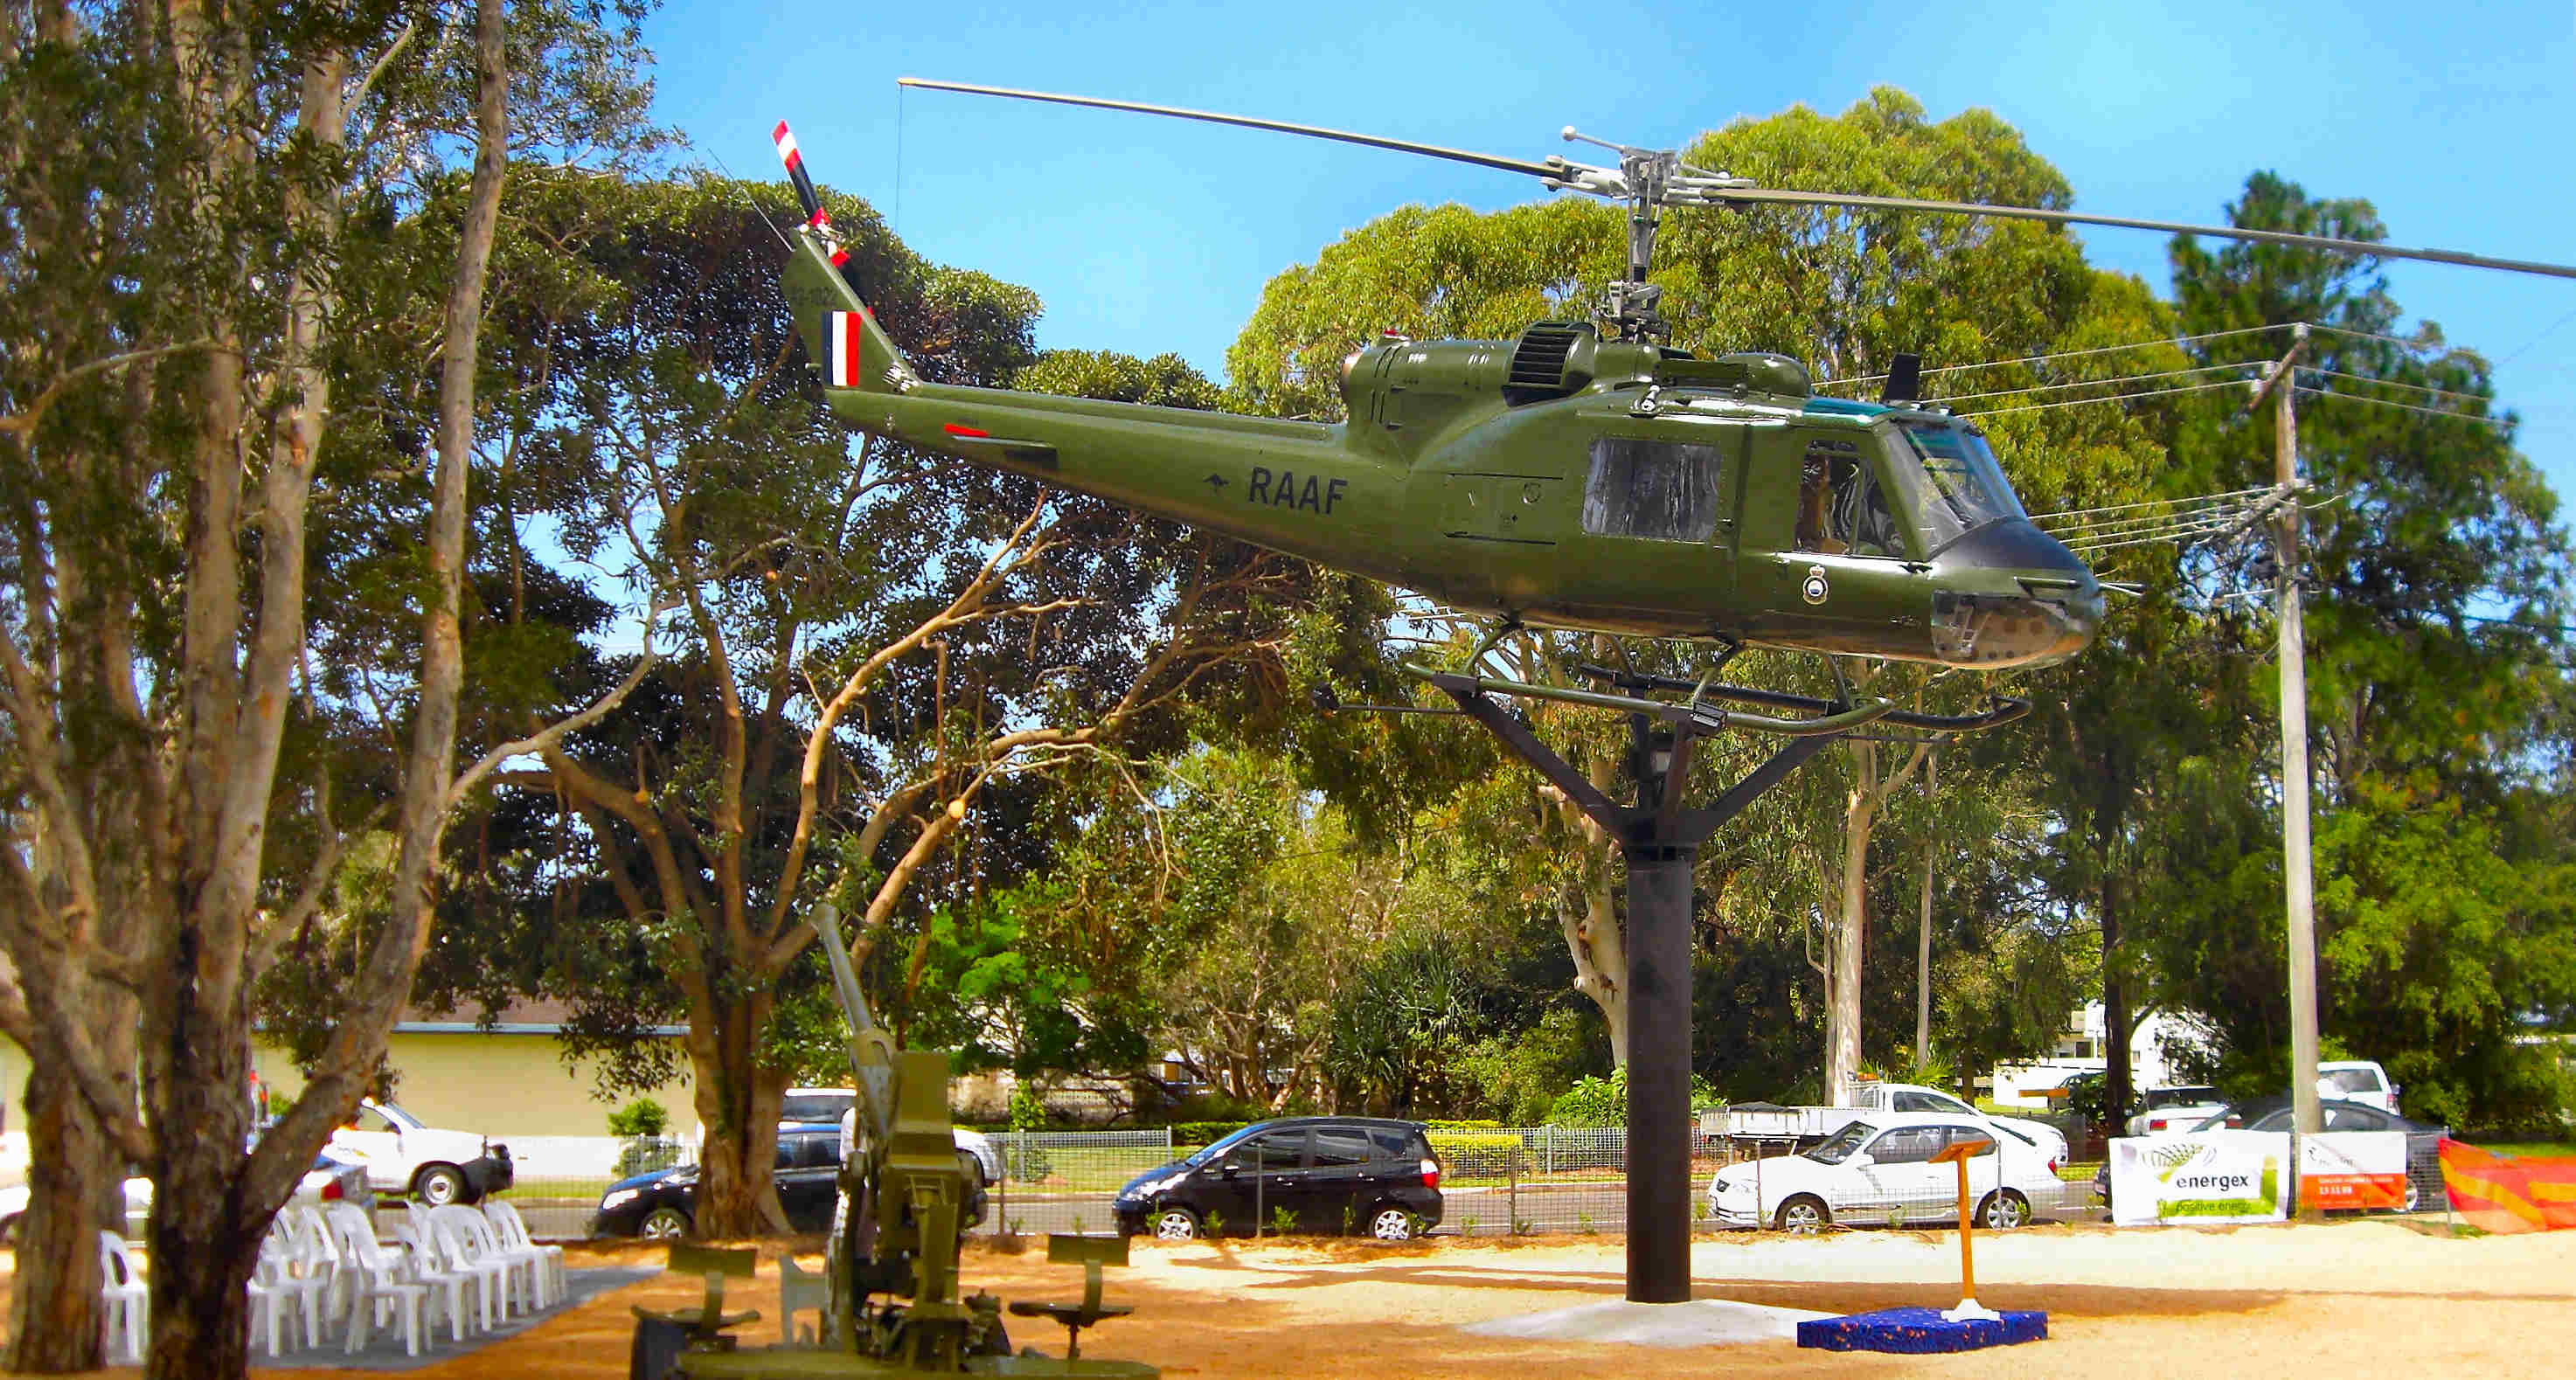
[[825, 310, 870, 388]]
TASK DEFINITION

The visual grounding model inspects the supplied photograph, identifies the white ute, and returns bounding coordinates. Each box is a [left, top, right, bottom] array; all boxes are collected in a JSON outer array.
[[327, 1100, 511, 1204]]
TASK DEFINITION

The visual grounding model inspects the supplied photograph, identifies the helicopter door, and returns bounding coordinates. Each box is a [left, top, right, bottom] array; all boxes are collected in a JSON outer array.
[[1743, 427, 1929, 655], [1570, 428, 1734, 634]]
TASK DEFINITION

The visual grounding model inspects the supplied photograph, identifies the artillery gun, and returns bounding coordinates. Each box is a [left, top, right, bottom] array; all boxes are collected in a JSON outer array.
[[632, 905, 1155, 1379]]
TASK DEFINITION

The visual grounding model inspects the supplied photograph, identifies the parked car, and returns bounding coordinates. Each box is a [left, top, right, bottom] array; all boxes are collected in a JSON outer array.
[[1860, 1084, 2070, 1170], [2316, 1060, 2401, 1115], [775, 1087, 1003, 1187], [593, 1122, 988, 1239], [1112, 1117, 1443, 1241], [2095, 1095, 2445, 1213], [2190, 1095, 2445, 1211], [1707, 1112, 2066, 1233], [326, 1099, 512, 1205], [2124, 1086, 2228, 1136], [1, 1148, 373, 1246], [594, 1124, 846, 1239]]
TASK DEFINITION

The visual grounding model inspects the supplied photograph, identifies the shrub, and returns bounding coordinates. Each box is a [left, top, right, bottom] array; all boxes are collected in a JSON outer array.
[[1548, 1069, 1627, 1127], [608, 1098, 670, 1139], [1427, 1132, 1522, 1176]]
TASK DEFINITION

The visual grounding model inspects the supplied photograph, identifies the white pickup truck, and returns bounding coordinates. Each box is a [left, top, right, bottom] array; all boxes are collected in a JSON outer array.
[[1707, 1081, 2069, 1169], [326, 1100, 513, 1204]]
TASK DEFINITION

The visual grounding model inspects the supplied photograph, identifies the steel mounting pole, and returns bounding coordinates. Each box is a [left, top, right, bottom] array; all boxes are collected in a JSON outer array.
[[1428, 670, 1840, 1302]]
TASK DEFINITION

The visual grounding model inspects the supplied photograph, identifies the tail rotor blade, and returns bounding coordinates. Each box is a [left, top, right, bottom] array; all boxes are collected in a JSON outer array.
[[772, 121, 850, 267]]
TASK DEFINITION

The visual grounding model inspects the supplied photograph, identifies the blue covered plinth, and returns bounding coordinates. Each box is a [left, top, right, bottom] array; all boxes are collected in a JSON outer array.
[[1795, 1307, 2047, 1352]]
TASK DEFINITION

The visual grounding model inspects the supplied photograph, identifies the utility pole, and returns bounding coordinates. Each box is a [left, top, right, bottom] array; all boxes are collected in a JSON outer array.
[[1915, 749, 1936, 1077], [2246, 323, 2323, 1149]]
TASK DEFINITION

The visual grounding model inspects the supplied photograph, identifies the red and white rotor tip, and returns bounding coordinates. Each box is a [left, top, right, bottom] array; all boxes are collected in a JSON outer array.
[[771, 120, 848, 266]]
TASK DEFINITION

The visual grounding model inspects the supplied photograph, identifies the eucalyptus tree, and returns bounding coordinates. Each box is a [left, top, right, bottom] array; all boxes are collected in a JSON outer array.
[[473, 175, 1330, 1231], [0, 3, 659, 1372], [1230, 89, 2171, 1086]]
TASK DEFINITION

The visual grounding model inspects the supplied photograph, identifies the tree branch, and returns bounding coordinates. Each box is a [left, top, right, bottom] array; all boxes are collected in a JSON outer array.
[[447, 590, 677, 808]]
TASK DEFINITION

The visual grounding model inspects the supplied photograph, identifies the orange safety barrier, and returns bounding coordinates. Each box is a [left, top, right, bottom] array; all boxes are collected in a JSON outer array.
[[2438, 1138, 2576, 1233]]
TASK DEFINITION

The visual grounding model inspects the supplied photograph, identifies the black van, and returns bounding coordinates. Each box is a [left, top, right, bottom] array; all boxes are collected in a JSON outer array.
[[1112, 1117, 1443, 1241]]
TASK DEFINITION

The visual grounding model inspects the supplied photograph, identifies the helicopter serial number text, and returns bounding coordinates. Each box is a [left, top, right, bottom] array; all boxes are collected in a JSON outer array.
[[1246, 467, 1347, 515]]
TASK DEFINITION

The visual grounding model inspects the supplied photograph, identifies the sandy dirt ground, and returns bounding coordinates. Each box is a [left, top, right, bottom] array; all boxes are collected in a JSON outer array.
[[9, 1220, 2574, 1377]]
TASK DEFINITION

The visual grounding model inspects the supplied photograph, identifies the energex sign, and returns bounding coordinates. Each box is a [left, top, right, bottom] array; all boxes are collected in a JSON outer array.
[[2109, 1132, 2290, 1225], [2297, 1130, 2406, 1211]]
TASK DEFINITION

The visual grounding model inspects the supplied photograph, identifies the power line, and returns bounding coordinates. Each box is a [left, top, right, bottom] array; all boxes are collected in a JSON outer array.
[[2495, 304, 2576, 369], [2301, 368, 2497, 410], [1931, 362, 2255, 406], [1820, 324, 2283, 390], [2293, 385, 2510, 430], [1966, 377, 2252, 416], [2303, 322, 2473, 355]]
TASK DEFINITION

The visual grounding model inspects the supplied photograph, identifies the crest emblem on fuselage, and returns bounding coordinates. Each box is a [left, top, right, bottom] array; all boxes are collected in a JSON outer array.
[[1802, 565, 1830, 605]]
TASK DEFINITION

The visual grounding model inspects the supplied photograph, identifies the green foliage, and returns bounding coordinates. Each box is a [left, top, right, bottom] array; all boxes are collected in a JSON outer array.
[[1170, 1121, 1254, 1148], [1547, 1069, 1628, 1127], [1008, 1085, 1049, 1133], [1451, 1008, 1595, 1124], [1424, 1132, 1522, 1173], [1268, 1204, 1297, 1237], [607, 1099, 670, 1139]]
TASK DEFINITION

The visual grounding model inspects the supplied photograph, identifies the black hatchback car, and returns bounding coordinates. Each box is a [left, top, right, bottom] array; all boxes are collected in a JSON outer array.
[[1113, 1117, 1443, 1241], [591, 1124, 847, 1238]]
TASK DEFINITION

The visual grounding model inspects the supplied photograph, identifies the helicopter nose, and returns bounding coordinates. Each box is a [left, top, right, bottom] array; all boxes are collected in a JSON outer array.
[[1927, 522, 2104, 669]]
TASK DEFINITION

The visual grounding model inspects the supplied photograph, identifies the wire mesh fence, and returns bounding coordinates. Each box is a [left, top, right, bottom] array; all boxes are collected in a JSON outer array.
[[978, 1129, 1175, 1238], [496, 1125, 2478, 1242]]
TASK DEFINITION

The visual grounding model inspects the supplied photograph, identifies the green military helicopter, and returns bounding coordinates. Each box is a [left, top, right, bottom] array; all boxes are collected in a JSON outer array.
[[775, 83, 2576, 733]]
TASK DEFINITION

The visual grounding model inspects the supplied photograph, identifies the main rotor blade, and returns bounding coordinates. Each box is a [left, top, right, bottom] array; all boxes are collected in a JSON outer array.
[[899, 77, 1562, 180], [1712, 188, 2576, 281]]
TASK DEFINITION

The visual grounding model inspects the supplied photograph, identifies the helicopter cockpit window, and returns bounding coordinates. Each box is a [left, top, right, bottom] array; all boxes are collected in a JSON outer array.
[[1880, 421, 2027, 554], [1581, 436, 1721, 542], [1795, 436, 1904, 558]]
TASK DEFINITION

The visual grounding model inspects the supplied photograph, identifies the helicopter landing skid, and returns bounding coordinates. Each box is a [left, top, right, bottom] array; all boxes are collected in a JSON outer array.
[[1571, 664, 2032, 734], [1398, 661, 1899, 738]]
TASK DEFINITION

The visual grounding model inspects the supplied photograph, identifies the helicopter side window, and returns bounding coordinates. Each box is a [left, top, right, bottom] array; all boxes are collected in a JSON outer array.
[[1581, 436, 1720, 542], [1795, 436, 1904, 558]]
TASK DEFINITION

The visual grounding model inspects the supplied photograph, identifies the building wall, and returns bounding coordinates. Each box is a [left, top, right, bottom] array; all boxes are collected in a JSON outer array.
[[251, 1030, 702, 1141]]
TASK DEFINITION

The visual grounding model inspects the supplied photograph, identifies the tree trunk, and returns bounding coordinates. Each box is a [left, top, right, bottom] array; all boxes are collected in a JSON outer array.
[[1559, 877, 1628, 1067], [4, 1061, 120, 1373], [2102, 868, 2133, 1127], [686, 991, 791, 1237], [1823, 792, 1872, 1099], [141, 1019, 260, 1380]]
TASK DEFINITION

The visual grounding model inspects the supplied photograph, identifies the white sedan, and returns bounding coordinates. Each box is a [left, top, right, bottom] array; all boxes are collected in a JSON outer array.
[[1707, 1112, 2067, 1233], [1, 1149, 373, 1245]]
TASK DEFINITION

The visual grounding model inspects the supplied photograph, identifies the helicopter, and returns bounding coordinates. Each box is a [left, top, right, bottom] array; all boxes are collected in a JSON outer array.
[[772, 84, 2576, 732]]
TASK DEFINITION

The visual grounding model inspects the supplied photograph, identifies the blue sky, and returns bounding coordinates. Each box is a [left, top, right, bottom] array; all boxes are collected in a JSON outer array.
[[645, 0, 2576, 506]]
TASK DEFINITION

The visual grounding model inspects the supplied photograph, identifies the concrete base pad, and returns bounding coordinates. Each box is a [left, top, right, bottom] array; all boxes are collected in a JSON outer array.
[[1796, 1306, 2048, 1352], [1461, 1298, 1833, 1348]]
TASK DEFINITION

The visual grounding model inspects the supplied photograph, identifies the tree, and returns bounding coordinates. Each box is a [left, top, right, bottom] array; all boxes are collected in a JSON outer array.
[[472, 177, 1328, 1231], [0, 4, 656, 1373], [2138, 174, 2576, 1128]]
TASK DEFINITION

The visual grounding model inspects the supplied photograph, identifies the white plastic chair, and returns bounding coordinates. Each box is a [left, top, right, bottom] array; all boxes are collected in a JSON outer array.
[[98, 1231, 149, 1363], [483, 1199, 566, 1307], [325, 1203, 429, 1356], [388, 1219, 478, 1342], [278, 1206, 345, 1339], [422, 1203, 511, 1329], [246, 1234, 302, 1357]]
